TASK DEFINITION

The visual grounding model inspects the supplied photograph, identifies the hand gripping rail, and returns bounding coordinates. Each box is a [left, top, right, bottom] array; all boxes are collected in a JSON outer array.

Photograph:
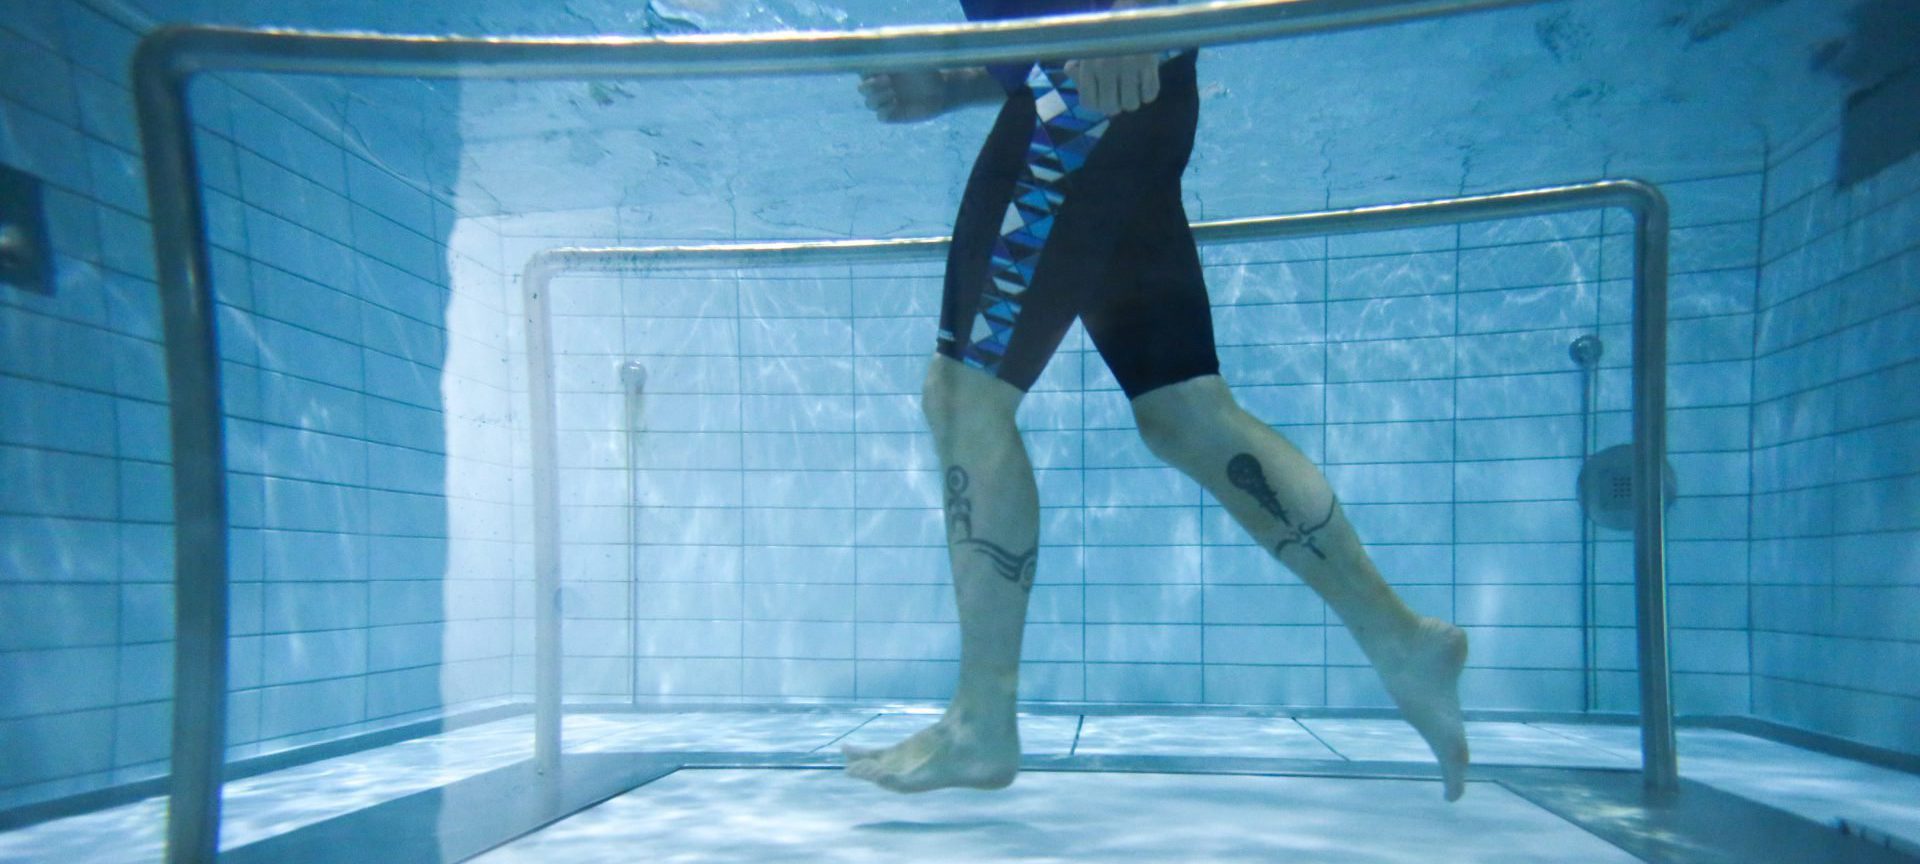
[[129, 2, 1668, 861]]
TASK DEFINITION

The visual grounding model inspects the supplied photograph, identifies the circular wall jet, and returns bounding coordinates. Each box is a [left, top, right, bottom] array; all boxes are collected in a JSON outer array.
[[1577, 444, 1679, 531]]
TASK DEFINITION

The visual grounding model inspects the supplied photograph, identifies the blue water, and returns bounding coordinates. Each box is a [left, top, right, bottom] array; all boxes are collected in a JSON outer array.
[[1, 0, 1916, 857]]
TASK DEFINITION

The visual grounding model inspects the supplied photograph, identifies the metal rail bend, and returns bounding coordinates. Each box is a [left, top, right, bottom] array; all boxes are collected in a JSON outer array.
[[129, 2, 1661, 861], [522, 178, 1676, 794]]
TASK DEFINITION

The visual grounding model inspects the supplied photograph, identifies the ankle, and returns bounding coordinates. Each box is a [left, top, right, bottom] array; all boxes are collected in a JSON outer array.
[[1349, 612, 1431, 661], [947, 686, 1019, 725]]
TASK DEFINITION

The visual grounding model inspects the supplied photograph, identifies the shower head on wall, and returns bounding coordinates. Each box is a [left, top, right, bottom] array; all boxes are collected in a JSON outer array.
[[620, 360, 648, 393]]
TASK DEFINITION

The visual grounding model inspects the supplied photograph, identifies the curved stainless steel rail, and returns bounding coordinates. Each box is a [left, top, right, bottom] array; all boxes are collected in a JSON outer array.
[[129, 2, 1662, 861]]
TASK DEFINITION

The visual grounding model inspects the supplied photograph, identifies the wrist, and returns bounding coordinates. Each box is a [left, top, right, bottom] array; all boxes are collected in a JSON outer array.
[[942, 67, 1005, 109], [937, 68, 960, 112]]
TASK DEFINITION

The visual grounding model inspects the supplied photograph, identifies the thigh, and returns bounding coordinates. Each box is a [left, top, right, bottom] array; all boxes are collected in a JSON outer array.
[[936, 81, 1086, 393], [1076, 54, 1219, 400], [937, 54, 1200, 394], [1081, 180, 1221, 400]]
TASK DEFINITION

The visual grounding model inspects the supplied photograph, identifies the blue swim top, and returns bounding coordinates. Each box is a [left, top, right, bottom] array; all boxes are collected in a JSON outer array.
[[961, 0, 1114, 92]]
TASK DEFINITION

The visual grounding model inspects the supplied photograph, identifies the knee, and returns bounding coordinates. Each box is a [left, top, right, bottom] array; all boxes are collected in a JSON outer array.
[[1132, 375, 1237, 465], [922, 355, 1020, 443], [1135, 405, 1200, 465]]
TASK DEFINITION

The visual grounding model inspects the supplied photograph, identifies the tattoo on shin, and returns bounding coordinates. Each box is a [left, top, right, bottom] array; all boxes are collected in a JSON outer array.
[[1226, 452, 1336, 561], [944, 466, 973, 539], [943, 465, 1038, 593], [958, 538, 1039, 592]]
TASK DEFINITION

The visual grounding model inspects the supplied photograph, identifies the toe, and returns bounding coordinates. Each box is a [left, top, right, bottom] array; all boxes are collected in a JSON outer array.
[[841, 743, 873, 760], [1440, 744, 1469, 801], [872, 770, 922, 794]]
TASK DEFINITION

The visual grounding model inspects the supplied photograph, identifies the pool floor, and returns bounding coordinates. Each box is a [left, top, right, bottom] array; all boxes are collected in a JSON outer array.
[[471, 768, 1641, 863], [2, 711, 1916, 862]]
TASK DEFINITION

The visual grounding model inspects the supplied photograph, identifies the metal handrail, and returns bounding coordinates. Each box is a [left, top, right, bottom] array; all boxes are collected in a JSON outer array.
[[135, 0, 1538, 81], [522, 178, 1675, 791], [128, 3, 1659, 862]]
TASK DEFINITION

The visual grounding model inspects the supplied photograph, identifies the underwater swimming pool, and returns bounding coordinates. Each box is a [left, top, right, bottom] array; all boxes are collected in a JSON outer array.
[[1, 0, 1916, 860]]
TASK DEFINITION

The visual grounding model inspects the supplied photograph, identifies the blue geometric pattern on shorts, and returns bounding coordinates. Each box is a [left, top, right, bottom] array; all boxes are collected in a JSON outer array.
[[961, 62, 1110, 375]]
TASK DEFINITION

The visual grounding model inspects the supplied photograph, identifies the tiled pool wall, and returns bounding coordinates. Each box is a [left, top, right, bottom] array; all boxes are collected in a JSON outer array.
[[2, 1, 170, 809], [523, 170, 1766, 717], [0, 0, 521, 810], [204, 62, 523, 774], [1748, 119, 1920, 756]]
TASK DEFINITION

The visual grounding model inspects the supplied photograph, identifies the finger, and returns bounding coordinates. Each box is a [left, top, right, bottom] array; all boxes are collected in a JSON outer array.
[[1075, 62, 1100, 113], [1117, 64, 1141, 112], [1092, 66, 1115, 114]]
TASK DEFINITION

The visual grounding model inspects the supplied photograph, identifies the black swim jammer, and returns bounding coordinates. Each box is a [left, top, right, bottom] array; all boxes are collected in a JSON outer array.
[[936, 50, 1219, 400]]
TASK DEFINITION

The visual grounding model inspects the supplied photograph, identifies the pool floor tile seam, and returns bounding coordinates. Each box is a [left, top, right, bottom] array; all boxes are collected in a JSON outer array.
[[807, 711, 888, 754]]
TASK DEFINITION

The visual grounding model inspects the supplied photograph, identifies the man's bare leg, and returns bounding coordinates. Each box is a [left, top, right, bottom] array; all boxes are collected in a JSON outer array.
[[1132, 374, 1471, 801], [843, 355, 1034, 792]]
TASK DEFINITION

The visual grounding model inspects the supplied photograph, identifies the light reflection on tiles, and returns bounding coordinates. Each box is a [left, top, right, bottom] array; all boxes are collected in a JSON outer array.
[[1073, 715, 1338, 758], [831, 713, 1081, 755], [564, 710, 879, 753], [2, 712, 1915, 862], [1301, 718, 1637, 767], [0, 713, 616, 864], [469, 769, 1642, 863]]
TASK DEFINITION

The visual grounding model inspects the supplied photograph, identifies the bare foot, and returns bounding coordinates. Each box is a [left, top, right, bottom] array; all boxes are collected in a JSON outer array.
[[1372, 616, 1471, 801], [841, 713, 1021, 793]]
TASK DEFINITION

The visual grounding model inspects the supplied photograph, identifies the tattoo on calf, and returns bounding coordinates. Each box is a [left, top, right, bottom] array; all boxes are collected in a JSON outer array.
[[1276, 497, 1337, 561], [1226, 452, 1336, 561], [1226, 453, 1291, 523], [943, 465, 1038, 593]]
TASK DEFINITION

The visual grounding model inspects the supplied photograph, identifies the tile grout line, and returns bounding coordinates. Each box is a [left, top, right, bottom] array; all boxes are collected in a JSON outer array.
[[1293, 716, 1349, 762], [1747, 147, 1770, 720], [810, 712, 884, 754], [1320, 228, 1333, 708], [1522, 719, 1638, 763]]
